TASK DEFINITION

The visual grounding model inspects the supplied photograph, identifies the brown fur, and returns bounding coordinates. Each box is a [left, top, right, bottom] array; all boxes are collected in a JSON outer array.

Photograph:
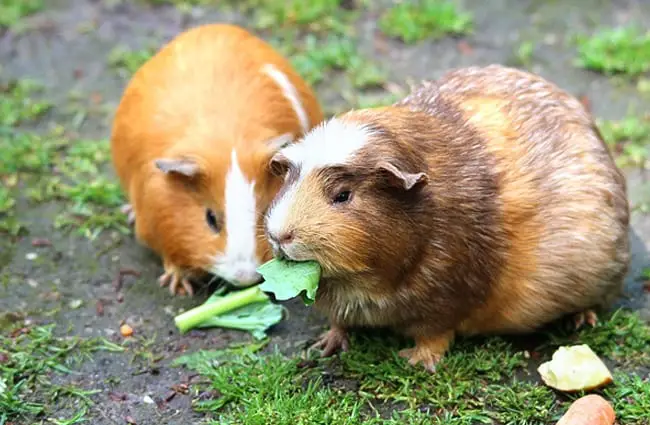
[[111, 24, 324, 293], [267, 65, 629, 370]]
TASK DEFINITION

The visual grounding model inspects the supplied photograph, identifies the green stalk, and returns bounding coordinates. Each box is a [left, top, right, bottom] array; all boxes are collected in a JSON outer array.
[[174, 285, 269, 334]]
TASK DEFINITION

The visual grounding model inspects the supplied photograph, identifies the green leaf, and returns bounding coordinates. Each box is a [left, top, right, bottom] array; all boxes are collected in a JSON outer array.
[[196, 297, 286, 340], [173, 286, 270, 334], [257, 258, 321, 305]]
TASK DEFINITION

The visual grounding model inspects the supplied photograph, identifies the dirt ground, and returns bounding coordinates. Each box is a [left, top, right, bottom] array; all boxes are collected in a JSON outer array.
[[1, 0, 650, 424]]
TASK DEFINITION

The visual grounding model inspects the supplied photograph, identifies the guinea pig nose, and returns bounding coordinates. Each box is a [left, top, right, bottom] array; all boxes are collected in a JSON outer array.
[[277, 230, 294, 245], [235, 270, 262, 285]]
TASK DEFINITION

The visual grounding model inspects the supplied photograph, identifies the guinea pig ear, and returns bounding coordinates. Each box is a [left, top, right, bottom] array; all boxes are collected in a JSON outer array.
[[269, 151, 290, 177], [154, 158, 200, 178], [376, 161, 428, 191]]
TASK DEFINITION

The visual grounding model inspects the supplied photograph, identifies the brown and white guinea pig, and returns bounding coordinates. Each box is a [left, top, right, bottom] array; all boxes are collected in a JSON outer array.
[[264, 64, 630, 372], [110, 23, 324, 296]]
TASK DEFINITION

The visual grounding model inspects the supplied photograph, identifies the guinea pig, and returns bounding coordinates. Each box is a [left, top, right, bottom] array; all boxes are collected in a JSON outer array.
[[264, 64, 630, 372], [110, 23, 324, 296]]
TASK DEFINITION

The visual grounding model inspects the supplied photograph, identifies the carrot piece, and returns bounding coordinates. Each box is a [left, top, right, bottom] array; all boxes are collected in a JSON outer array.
[[556, 394, 615, 425], [120, 324, 134, 337]]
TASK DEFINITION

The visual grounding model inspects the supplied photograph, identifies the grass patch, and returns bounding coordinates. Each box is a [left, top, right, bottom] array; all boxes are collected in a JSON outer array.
[[597, 115, 650, 168], [0, 323, 123, 424], [604, 373, 650, 423], [145, 0, 216, 5], [0, 130, 129, 239], [0, 0, 43, 30], [283, 33, 386, 88], [175, 309, 650, 424], [576, 26, 650, 77], [108, 45, 158, 77], [542, 309, 650, 367], [510, 40, 535, 68], [0, 76, 129, 238], [0, 79, 52, 127], [379, 0, 473, 44], [245, 0, 358, 35]]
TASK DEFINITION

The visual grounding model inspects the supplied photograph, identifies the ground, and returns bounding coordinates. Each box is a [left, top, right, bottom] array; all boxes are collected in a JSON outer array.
[[1, 0, 650, 424]]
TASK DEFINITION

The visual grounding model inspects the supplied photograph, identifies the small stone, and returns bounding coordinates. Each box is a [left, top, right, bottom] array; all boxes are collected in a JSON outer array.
[[25, 252, 38, 260], [120, 324, 134, 337], [69, 299, 83, 309], [143, 395, 155, 404]]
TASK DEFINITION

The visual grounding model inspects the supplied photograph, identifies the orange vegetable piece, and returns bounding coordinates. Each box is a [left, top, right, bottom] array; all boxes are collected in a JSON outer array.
[[120, 323, 134, 337], [556, 394, 615, 425]]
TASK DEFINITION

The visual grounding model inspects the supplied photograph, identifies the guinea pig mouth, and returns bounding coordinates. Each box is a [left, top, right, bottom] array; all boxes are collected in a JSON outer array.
[[273, 243, 312, 263]]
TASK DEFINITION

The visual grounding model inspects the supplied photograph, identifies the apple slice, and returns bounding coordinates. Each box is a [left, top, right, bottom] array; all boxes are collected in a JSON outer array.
[[538, 344, 613, 392]]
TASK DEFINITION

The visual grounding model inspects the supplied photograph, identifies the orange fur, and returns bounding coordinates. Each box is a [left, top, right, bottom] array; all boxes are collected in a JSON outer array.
[[111, 24, 324, 294]]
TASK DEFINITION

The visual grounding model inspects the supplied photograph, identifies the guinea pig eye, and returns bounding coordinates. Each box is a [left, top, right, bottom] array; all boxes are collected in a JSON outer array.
[[332, 190, 352, 204], [205, 208, 222, 233]]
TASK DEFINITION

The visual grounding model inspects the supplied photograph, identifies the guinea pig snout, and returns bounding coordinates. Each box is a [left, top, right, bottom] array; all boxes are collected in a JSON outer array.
[[268, 229, 294, 246], [267, 230, 295, 260], [232, 269, 263, 286]]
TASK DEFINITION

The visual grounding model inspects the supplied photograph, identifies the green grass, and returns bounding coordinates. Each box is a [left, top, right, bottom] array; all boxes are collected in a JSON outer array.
[[598, 116, 650, 168], [0, 79, 52, 127], [244, 0, 358, 35], [576, 26, 650, 77], [0, 0, 43, 30], [0, 77, 129, 238], [175, 309, 650, 425], [511, 40, 534, 68], [0, 130, 129, 239], [107, 45, 158, 77], [283, 33, 386, 88], [379, 0, 473, 44], [0, 323, 123, 424]]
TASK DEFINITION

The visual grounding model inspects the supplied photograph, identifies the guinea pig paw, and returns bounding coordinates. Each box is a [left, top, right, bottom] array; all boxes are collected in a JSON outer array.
[[398, 347, 442, 373], [573, 310, 598, 330], [157, 271, 194, 297], [309, 326, 349, 358], [120, 203, 136, 226]]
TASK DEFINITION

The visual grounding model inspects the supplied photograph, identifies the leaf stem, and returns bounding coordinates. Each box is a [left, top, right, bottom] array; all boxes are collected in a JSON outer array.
[[174, 286, 269, 334]]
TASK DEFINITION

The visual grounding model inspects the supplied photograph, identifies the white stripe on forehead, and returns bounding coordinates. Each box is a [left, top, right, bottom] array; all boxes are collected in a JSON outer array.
[[265, 118, 373, 238], [261, 63, 310, 134], [281, 117, 374, 173]]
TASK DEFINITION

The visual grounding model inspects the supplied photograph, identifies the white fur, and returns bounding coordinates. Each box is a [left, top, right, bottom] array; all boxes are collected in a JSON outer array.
[[261, 63, 310, 133], [281, 117, 373, 173], [211, 149, 261, 285], [265, 118, 373, 244]]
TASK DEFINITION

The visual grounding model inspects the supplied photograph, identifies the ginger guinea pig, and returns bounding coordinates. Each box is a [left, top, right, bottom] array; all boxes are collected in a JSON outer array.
[[111, 23, 324, 296], [264, 64, 629, 372]]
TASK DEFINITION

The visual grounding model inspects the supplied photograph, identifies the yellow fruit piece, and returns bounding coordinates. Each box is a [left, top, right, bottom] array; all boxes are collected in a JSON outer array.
[[538, 344, 613, 392]]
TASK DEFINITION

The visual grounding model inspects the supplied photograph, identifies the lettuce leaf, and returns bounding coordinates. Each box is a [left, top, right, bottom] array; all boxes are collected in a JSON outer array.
[[257, 258, 321, 305]]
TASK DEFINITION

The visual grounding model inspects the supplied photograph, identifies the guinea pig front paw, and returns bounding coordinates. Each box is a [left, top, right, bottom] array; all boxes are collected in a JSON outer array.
[[399, 330, 455, 373], [120, 203, 136, 226], [398, 347, 442, 373], [158, 268, 194, 296], [309, 325, 350, 358], [572, 310, 599, 330]]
